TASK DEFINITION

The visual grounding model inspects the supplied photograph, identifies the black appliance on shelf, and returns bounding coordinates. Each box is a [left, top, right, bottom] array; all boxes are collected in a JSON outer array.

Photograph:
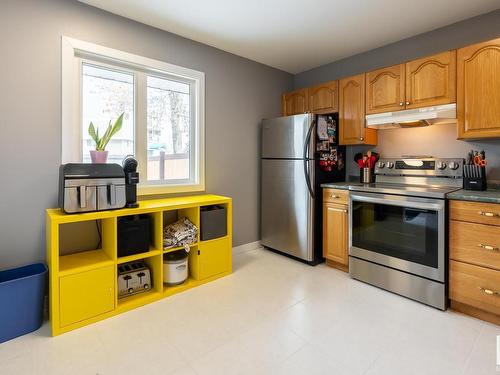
[[122, 155, 140, 208], [117, 215, 151, 257]]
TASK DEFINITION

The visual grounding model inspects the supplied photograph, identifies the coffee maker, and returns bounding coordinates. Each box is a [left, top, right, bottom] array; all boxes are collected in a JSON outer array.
[[122, 155, 139, 208]]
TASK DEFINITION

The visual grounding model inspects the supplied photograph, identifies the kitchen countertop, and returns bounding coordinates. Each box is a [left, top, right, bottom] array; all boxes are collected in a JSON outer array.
[[321, 182, 356, 190], [322, 180, 500, 204], [446, 188, 500, 204]]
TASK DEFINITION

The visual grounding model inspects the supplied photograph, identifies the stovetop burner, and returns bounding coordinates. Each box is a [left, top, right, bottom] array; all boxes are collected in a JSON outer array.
[[350, 157, 464, 199], [348, 182, 461, 199]]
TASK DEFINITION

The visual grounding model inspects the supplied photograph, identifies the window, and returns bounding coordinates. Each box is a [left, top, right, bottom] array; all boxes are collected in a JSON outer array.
[[62, 37, 205, 194]]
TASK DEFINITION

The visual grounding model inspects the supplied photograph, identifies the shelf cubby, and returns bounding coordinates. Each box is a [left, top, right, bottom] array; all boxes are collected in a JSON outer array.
[[57, 217, 116, 275]]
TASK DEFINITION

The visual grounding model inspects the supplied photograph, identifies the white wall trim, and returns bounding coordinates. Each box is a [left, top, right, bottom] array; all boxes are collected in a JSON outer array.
[[61, 36, 206, 195], [232, 241, 262, 255]]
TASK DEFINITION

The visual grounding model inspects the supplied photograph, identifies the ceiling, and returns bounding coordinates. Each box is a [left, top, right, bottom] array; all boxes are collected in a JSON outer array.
[[78, 0, 500, 74]]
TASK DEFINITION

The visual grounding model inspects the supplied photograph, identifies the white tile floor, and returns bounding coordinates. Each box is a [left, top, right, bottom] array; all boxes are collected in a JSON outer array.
[[1, 248, 499, 375]]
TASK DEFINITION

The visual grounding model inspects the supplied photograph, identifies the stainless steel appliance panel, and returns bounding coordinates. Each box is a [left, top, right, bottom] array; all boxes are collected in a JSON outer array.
[[349, 192, 445, 282], [97, 184, 126, 210], [64, 186, 97, 213], [262, 114, 313, 159], [350, 256, 446, 310], [261, 159, 314, 261]]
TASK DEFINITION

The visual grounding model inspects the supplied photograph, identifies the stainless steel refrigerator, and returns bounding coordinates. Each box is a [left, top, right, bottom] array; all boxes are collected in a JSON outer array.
[[261, 113, 346, 264]]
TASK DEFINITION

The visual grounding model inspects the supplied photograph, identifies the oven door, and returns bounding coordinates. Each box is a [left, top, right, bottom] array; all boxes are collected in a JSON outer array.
[[349, 192, 445, 282]]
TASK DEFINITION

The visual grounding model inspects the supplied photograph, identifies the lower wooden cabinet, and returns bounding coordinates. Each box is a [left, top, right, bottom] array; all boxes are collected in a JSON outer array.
[[449, 199, 500, 325], [59, 266, 115, 327], [450, 261, 500, 324], [323, 189, 349, 271]]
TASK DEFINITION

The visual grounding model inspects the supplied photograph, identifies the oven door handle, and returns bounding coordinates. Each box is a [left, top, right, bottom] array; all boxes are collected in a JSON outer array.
[[350, 193, 444, 211]]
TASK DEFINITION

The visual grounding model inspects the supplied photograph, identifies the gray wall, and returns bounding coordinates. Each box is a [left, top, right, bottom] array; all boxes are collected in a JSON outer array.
[[294, 9, 500, 88], [294, 9, 500, 180], [0, 0, 292, 269]]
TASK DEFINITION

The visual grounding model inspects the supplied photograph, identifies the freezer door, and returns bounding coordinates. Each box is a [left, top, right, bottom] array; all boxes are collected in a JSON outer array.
[[262, 114, 313, 159], [261, 159, 314, 261]]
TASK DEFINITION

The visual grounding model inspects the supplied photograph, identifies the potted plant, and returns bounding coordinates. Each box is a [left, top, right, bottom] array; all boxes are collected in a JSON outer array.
[[88, 113, 124, 163]]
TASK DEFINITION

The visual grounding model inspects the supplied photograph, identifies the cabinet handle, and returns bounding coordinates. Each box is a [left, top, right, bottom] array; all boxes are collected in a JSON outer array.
[[479, 211, 499, 218], [405, 101, 410, 105], [478, 244, 499, 252], [399, 102, 404, 106], [328, 207, 347, 213], [478, 287, 499, 296], [359, 137, 364, 141], [329, 194, 340, 198]]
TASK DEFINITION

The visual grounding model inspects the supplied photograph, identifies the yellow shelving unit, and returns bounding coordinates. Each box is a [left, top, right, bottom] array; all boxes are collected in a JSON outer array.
[[46, 194, 232, 336]]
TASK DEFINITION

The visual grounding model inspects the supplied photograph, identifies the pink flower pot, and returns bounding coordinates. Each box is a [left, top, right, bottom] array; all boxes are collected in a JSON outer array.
[[89, 150, 108, 163]]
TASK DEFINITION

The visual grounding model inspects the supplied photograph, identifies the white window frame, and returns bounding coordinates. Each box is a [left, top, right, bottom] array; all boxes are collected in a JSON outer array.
[[61, 36, 205, 195]]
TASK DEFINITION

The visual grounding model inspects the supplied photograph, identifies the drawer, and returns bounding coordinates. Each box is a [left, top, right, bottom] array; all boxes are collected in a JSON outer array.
[[323, 188, 349, 205], [450, 260, 500, 316], [450, 220, 500, 270], [450, 200, 500, 226]]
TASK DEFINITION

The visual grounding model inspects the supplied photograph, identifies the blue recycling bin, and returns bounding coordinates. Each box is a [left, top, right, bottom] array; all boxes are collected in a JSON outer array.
[[0, 263, 47, 343]]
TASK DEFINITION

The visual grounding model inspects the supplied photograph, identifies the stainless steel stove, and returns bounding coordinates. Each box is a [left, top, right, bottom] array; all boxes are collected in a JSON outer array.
[[348, 158, 464, 310]]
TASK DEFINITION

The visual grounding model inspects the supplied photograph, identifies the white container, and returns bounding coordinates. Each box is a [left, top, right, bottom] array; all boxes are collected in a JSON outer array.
[[163, 250, 188, 285]]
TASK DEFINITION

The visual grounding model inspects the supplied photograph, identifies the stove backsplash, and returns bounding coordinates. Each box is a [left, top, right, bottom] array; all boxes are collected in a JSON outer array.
[[346, 123, 500, 181]]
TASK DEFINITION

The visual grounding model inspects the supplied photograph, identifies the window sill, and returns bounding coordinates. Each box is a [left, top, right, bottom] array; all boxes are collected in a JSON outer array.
[[138, 183, 205, 196]]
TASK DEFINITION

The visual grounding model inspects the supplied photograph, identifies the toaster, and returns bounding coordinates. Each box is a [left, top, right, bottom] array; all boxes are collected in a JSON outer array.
[[59, 163, 126, 213], [117, 261, 151, 298]]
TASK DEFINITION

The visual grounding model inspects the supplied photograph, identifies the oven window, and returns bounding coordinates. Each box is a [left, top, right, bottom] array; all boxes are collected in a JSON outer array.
[[352, 201, 438, 268]]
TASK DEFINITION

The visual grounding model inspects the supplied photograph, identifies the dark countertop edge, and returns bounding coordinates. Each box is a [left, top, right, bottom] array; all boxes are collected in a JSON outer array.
[[321, 184, 500, 204], [446, 189, 500, 204]]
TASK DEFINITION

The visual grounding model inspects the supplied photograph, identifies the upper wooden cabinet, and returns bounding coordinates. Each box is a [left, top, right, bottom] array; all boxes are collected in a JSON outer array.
[[457, 38, 500, 139], [366, 64, 405, 114], [339, 74, 377, 145], [308, 80, 338, 114], [405, 50, 456, 109], [281, 88, 309, 116]]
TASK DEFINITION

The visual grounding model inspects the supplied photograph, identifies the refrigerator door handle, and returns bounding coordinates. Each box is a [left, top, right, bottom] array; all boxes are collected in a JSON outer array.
[[303, 119, 316, 199]]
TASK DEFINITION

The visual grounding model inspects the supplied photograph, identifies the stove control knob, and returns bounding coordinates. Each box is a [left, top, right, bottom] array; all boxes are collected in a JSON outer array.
[[387, 162, 394, 169], [448, 161, 459, 170], [437, 161, 447, 170], [377, 161, 385, 169]]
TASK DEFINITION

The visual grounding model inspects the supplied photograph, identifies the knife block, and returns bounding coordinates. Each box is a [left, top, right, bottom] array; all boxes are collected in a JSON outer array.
[[464, 166, 486, 191]]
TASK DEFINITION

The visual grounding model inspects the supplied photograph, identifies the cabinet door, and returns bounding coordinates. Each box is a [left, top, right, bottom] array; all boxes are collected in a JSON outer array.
[[457, 38, 500, 139], [190, 237, 231, 281], [309, 80, 338, 114], [282, 88, 309, 116], [366, 64, 405, 114], [323, 203, 348, 267], [405, 50, 456, 109], [339, 74, 377, 145], [59, 266, 114, 327]]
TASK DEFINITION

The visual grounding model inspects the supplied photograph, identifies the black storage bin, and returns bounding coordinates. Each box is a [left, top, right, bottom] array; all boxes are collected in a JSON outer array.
[[118, 215, 151, 257], [200, 205, 227, 241]]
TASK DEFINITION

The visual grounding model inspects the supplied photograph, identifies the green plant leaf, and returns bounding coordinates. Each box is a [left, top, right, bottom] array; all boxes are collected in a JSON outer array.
[[88, 122, 99, 145], [88, 113, 124, 151]]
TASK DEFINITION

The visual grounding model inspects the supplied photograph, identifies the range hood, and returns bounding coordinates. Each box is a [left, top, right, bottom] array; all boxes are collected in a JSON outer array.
[[365, 103, 456, 129]]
